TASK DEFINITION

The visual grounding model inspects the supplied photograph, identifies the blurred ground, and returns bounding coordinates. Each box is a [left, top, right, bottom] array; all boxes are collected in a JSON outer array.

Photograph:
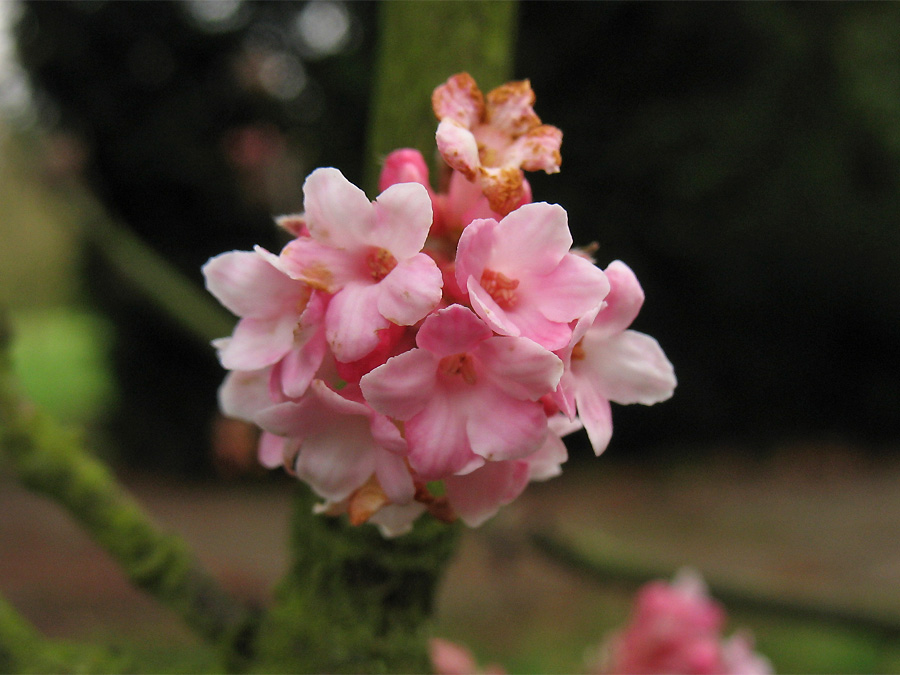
[[2, 446, 900, 673]]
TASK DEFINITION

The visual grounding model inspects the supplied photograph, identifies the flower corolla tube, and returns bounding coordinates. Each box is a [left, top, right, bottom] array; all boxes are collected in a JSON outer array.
[[203, 72, 676, 536]]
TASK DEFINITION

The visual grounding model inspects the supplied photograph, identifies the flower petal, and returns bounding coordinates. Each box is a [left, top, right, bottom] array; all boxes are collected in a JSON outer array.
[[277, 237, 360, 293], [257, 431, 284, 469], [377, 253, 443, 326], [216, 314, 297, 371], [326, 282, 390, 362], [527, 253, 609, 323], [509, 124, 562, 173], [591, 260, 646, 338], [435, 119, 480, 180], [415, 304, 492, 357], [581, 330, 677, 406], [454, 217, 496, 295], [466, 391, 548, 462], [406, 395, 484, 480], [302, 167, 375, 248], [202, 250, 302, 318], [360, 348, 437, 420], [484, 79, 540, 136], [467, 277, 521, 338], [371, 182, 433, 258], [574, 383, 613, 456], [476, 335, 563, 401], [379, 148, 433, 194], [444, 460, 529, 527], [374, 448, 415, 505], [491, 202, 572, 275], [432, 72, 484, 129], [218, 368, 273, 421]]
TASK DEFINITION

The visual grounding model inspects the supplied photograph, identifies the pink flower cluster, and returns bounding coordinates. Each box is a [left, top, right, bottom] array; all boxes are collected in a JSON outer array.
[[203, 73, 676, 535], [593, 570, 773, 675]]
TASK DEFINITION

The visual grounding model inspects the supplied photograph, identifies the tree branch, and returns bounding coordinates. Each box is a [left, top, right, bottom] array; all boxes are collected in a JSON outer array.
[[0, 312, 257, 667]]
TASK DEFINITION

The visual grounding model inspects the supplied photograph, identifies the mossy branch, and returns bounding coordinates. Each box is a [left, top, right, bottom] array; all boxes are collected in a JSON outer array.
[[0, 313, 256, 667], [0, 592, 129, 674], [252, 488, 461, 674]]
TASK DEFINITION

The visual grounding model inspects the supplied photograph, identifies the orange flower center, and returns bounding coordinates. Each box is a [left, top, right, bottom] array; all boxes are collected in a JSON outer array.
[[571, 339, 586, 361], [367, 247, 398, 282], [437, 352, 478, 385], [480, 268, 519, 309]]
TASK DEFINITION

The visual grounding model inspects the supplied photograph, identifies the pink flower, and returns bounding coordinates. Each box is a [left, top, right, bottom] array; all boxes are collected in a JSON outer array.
[[433, 72, 562, 215], [557, 260, 676, 455], [255, 380, 415, 508], [277, 167, 442, 362], [379, 148, 532, 242], [455, 202, 609, 351], [595, 570, 772, 675], [360, 304, 563, 480]]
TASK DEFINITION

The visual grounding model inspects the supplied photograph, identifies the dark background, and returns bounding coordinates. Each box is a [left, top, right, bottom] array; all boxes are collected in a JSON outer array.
[[13, 1, 900, 473]]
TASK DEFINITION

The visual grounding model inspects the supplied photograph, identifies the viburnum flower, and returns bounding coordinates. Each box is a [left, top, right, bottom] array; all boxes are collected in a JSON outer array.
[[255, 379, 415, 511], [455, 202, 610, 351], [555, 260, 676, 455], [360, 304, 563, 481], [379, 147, 532, 243], [433, 72, 562, 215], [277, 167, 442, 362], [592, 569, 772, 675]]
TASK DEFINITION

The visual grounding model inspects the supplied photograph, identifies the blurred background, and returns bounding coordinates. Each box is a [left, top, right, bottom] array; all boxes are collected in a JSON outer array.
[[1, 1, 899, 673]]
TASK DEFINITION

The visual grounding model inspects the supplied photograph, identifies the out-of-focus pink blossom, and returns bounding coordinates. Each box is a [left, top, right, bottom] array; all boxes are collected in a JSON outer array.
[[433, 72, 561, 215], [430, 638, 506, 675], [277, 167, 442, 362], [594, 570, 772, 675], [556, 260, 676, 455], [456, 202, 609, 351], [255, 380, 414, 508], [360, 304, 563, 480]]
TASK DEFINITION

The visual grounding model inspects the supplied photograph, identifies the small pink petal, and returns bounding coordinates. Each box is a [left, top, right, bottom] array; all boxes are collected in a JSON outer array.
[[527, 254, 609, 323], [444, 460, 529, 527], [371, 182, 433, 258], [377, 253, 443, 326], [257, 431, 284, 469], [374, 449, 415, 505], [325, 282, 390, 362], [379, 148, 433, 194], [216, 315, 297, 371], [454, 217, 497, 293], [406, 396, 483, 480], [476, 335, 563, 401], [360, 349, 437, 420], [581, 330, 677, 406], [218, 368, 273, 421], [302, 167, 375, 249], [202, 250, 301, 318], [574, 383, 613, 456], [466, 392, 548, 462], [591, 260, 646, 338], [484, 79, 539, 136], [294, 419, 377, 502], [415, 304, 492, 357], [512, 124, 562, 173], [278, 328, 327, 399], [491, 202, 572, 275], [435, 119, 480, 179], [278, 237, 360, 293], [467, 278, 521, 338], [369, 502, 427, 538], [502, 302, 571, 350], [432, 72, 484, 129]]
